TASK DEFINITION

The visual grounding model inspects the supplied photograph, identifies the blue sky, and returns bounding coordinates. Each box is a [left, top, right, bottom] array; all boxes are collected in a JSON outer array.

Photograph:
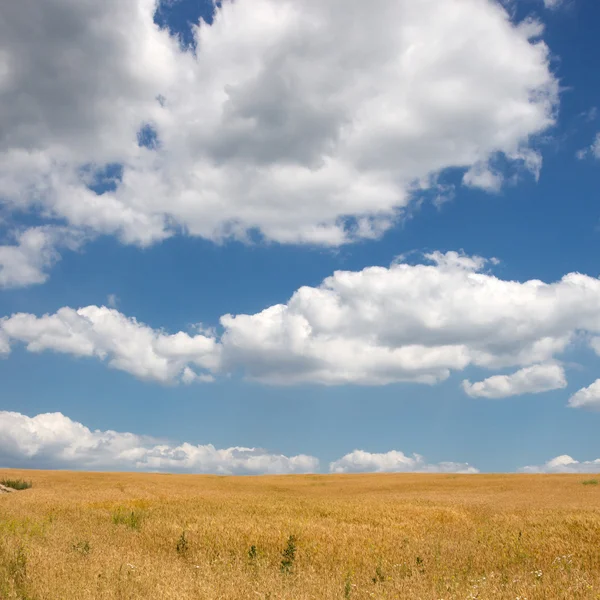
[[0, 0, 599, 475]]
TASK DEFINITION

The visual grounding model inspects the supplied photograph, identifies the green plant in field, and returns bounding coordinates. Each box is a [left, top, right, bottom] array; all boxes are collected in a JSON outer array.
[[344, 572, 353, 598], [582, 479, 599, 486], [1, 479, 32, 491], [248, 545, 258, 560], [372, 564, 385, 584], [176, 530, 188, 555], [0, 543, 32, 599], [111, 509, 143, 530], [396, 563, 412, 578], [12, 545, 27, 584], [280, 535, 297, 573], [72, 540, 91, 555]]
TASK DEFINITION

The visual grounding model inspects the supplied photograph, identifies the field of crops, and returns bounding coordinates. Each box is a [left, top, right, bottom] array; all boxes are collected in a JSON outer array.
[[1, 470, 599, 599]]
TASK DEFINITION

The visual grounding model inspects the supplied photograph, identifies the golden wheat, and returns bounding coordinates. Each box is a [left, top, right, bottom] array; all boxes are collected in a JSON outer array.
[[1, 470, 599, 599]]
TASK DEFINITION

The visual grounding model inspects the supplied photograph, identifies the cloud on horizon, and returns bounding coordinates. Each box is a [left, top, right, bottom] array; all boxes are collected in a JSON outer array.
[[0, 411, 482, 474], [4, 411, 599, 475], [329, 450, 478, 474], [520, 455, 600, 474], [0, 411, 319, 475]]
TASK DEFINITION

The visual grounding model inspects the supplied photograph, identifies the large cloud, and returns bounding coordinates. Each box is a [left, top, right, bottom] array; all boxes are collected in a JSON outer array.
[[520, 455, 600, 474], [0, 411, 319, 474], [5, 251, 600, 388], [329, 450, 478, 474], [0, 0, 558, 280], [462, 363, 567, 398], [218, 251, 600, 385]]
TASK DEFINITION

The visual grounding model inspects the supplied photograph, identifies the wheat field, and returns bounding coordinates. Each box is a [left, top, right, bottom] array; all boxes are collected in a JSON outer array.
[[1, 470, 599, 599]]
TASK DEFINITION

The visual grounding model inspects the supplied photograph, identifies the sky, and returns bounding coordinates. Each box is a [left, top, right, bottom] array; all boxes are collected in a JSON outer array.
[[1, 0, 600, 475]]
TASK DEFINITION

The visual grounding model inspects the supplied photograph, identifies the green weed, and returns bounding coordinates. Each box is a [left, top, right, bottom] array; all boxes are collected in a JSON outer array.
[[112, 509, 143, 530], [280, 535, 297, 573], [1, 479, 32, 490]]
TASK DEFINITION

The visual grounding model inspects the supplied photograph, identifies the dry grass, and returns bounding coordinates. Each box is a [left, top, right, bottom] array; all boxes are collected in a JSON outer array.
[[1, 470, 600, 599]]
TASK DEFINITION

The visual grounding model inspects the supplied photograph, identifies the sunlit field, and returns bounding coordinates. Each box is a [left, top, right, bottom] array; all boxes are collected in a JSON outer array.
[[1, 470, 600, 599]]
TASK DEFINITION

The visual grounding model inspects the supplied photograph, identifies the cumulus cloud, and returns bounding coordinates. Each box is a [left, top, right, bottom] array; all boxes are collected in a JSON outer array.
[[567, 379, 600, 410], [0, 226, 85, 288], [329, 450, 478, 474], [462, 363, 567, 398], [520, 455, 600, 474], [0, 0, 558, 274], [218, 251, 600, 385], [0, 411, 319, 474], [6, 251, 600, 387], [1, 306, 220, 384]]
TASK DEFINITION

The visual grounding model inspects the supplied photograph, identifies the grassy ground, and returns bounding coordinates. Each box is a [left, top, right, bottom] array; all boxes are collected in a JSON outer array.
[[1, 470, 599, 599]]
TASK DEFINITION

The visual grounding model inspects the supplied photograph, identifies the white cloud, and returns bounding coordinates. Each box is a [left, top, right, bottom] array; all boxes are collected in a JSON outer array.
[[520, 455, 600, 474], [218, 251, 600, 385], [6, 251, 600, 387], [1, 306, 220, 384], [462, 363, 567, 398], [0, 411, 319, 474], [0, 226, 85, 289], [329, 450, 478, 474], [0, 0, 558, 269], [567, 379, 600, 410]]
